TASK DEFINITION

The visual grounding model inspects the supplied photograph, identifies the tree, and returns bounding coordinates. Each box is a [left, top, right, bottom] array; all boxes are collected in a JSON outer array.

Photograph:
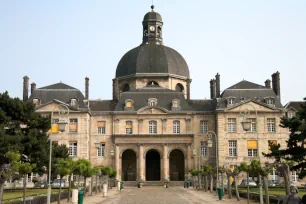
[[225, 168, 232, 199], [260, 163, 272, 204], [74, 159, 91, 188], [19, 161, 36, 204], [51, 143, 69, 181], [239, 162, 251, 204], [0, 92, 50, 175], [264, 98, 306, 195], [66, 159, 76, 202], [0, 151, 20, 204], [82, 164, 93, 196], [55, 159, 70, 204], [190, 169, 199, 188], [219, 166, 226, 194], [232, 167, 240, 201]]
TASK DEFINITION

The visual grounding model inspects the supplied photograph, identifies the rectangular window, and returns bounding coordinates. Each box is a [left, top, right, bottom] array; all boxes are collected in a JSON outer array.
[[173, 120, 180, 134], [248, 118, 256, 132], [69, 119, 78, 132], [69, 142, 77, 156], [228, 118, 236, 132], [248, 140, 258, 157], [126, 101, 132, 108], [267, 118, 276, 132], [97, 143, 105, 157], [97, 121, 106, 135], [200, 120, 208, 134], [126, 121, 133, 134], [149, 121, 157, 134], [228, 140, 237, 157], [200, 141, 208, 157]]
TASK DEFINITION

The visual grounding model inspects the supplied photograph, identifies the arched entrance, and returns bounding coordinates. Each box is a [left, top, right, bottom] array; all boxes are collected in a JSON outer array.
[[146, 150, 161, 181], [169, 149, 185, 181], [122, 149, 137, 181]]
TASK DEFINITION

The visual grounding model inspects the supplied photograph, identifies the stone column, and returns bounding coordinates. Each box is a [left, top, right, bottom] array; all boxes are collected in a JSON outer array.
[[139, 144, 145, 181], [115, 145, 120, 181], [163, 144, 169, 181], [187, 144, 192, 172]]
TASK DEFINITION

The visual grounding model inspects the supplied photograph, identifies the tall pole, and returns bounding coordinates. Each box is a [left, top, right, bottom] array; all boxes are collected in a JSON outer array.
[[47, 112, 53, 204]]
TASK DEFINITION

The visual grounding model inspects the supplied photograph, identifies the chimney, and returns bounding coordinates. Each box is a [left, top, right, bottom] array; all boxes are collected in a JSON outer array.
[[215, 73, 220, 98], [264, 79, 271, 88], [23, 76, 29, 101], [272, 71, 280, 99], [31, 83, 36, 94], [85, 77, 89, 99], [210, 79, 217, 99]]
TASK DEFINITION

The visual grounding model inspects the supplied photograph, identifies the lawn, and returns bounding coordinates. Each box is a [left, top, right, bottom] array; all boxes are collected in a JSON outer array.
[[3, 188, 67, 202], [239, 187, 306, 197]]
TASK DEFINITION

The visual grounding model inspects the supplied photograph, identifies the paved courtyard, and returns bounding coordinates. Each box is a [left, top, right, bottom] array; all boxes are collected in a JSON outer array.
[[99, 187, 257, 204]]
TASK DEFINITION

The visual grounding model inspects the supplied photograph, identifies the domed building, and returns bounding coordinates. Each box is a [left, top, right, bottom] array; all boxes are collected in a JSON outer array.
[[24, 6, 290, 186]]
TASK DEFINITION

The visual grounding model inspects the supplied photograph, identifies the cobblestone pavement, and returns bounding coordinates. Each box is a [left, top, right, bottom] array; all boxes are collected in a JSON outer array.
[[99, 187, 257, 204]]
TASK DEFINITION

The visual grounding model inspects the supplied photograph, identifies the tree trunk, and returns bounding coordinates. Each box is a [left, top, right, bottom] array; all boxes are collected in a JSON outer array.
[[90, 176, 93, 196], [221, 172, 224, 194], [210, 175, 213, 193], [233, 176, 240, 201], [193, 176, 195, 188], [227, 176, 232, 199], [0, 180, 5, 204], [281, 166, 290, 195], [67, 174, 72, 202], [58, 176, 62, 204], [204, 175, 208, 192], [95, 175, 98, 194], [247, 173, 250, 204], [198, 174, 201, 190], [263, 176, 269, 204], [84, 177, 87, 197], [78, 175, 81, 188], [23, 175, 27, 204]]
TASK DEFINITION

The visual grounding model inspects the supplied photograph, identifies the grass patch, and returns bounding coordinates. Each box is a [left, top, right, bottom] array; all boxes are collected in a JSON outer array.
[[239, 187, 306, 197], [3, 188, 68, 202]]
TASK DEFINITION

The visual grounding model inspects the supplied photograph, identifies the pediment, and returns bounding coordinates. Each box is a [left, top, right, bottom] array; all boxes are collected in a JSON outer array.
[[35, 101, 76, 113], [226, 101, 276, 113], [137, 106, 168, 114]]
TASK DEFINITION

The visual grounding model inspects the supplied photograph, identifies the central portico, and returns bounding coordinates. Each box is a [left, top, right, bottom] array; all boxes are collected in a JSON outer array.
[[114, 134, 193, 182]]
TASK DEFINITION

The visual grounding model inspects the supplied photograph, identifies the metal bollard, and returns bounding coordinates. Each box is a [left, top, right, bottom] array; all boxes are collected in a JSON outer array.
[[103, 183, 108, 197], [72, 189, 78, 204]]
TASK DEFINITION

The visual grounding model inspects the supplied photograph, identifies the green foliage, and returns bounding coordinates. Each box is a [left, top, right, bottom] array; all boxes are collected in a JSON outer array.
[[101, 166, 112, 176], [264, 98, 306, 178], [55, 159, 71, 178], [0, 151, 21, 180], [73, 159, 91, 177], [109, 168, 116, 178], [0, 92, 51, 175], [190, 169, 200, 176], [19, 163, 36, 175]]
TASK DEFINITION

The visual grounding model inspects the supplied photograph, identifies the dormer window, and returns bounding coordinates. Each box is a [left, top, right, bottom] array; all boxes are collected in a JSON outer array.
[[171, 99, 181, 110], [70, 99, 78, 106], [265, 97, 274, 105], [227, 97, 235, 106], [148, 98, 157, 107], [33, 98, 40, 106], [124, 99, 134, 111]]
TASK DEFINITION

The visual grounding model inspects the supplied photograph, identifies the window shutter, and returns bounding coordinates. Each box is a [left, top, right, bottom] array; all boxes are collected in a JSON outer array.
[[97, 121, 105, 127], [248, 140, 258, 149]]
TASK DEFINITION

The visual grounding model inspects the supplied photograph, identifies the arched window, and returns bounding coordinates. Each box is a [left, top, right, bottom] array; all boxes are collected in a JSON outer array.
[[148, 98, 157, 107], [175, 83, 184, 92], [147, 81, 159, 86], [144, 26, 148, 37], [122, 84, 130, 92], [33, 98, 40, 106], [149, 120, 157, 134], [173, 120, 180, 134], [70, 98, 78, 106]]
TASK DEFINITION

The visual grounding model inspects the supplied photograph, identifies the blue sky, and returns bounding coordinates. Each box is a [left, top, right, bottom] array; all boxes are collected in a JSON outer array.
[[0, 0, 305, 104]]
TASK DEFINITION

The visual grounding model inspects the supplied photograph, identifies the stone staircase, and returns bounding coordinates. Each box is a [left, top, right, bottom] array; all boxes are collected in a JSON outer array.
[[122, 180, 184, 187], [143, 181, 164, 186]]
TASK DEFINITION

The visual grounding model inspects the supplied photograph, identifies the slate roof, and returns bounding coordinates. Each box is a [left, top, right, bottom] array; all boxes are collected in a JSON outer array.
[[143, 10, 162, 22], [115, 43, 190, 78], [29, 82, 87, 109], [217, 80, 283, 110], [89, 100, 117, 112], [284, 101, 305, 111]]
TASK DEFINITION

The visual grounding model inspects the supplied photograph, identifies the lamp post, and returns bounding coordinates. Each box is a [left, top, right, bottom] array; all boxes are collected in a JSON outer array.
[[240, 104, 263, 204], [47, 104, 69, 204]]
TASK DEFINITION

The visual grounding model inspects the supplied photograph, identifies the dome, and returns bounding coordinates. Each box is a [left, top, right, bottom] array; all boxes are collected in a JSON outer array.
[[143, 11, 162, 22], [116, 44, 190, 78]]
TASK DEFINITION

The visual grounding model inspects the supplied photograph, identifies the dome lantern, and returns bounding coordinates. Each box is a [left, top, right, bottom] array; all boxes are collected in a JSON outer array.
[[142, 5, 163, 45]]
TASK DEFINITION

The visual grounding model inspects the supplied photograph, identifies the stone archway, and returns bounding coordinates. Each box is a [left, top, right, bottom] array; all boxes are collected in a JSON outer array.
[[122, 149, 137, 181], [169, 149, 185, 181], [146, 149, 161, 181]]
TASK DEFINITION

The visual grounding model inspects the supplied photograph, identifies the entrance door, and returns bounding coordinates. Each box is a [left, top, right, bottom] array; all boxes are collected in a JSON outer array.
[[122, 149, 137, 181], [146, 150, 161, 181], [169, 149, 185, 181]]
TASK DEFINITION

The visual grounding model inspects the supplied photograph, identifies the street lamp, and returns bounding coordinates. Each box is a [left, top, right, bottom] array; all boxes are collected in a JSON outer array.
[[47, 104, 69, 204], [239, 104, 263, 204]]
